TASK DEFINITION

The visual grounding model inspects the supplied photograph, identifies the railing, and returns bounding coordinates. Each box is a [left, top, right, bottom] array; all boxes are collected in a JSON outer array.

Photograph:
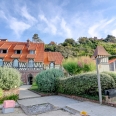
[[11, 67, 44, 71]]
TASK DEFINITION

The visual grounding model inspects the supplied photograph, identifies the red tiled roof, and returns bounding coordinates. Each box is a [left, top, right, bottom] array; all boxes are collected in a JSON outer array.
[[0, 54, 7, 58], [27, 54, 36, 58], [44, 52, 63, 65], [0, 43, 11, 49], [109, 58, 116, 64], [11, 54, 22, 58], [0, 41, 63, 64], [14, 45, 24, 50]]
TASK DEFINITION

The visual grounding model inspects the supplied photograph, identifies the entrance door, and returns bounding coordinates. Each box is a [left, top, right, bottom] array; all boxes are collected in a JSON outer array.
[[28, 74, 33, 85]]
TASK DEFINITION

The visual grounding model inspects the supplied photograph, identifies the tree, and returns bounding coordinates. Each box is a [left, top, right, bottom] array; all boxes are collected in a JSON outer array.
[[104, 35, 116, 43], [32, 34, 43, 43]]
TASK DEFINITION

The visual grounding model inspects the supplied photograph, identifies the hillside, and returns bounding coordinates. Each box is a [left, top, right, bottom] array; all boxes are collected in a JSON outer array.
[[45, 35, 116, 59]]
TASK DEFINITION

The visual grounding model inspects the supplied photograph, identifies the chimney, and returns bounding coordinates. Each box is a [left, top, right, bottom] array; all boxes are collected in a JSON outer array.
[[27, 39, 30, 47]]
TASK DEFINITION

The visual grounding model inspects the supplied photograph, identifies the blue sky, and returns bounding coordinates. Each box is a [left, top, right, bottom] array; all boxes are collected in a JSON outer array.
[[0, 0, 116, 44]]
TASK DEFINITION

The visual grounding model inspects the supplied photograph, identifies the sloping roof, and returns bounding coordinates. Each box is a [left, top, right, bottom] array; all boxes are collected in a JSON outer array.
[[0, 41, 63, 65], [109, 58, 116, 64], [14, 45, 24, 50], [93, 46, 110, 58], [44, 52, 63, 65]]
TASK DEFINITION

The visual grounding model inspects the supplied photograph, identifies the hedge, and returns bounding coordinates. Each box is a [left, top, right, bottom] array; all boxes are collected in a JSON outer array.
[[0, 67, 21, 90], [58, 72, 115, 96], [36, 68, 64, 92], [103, 71, 116, 86]]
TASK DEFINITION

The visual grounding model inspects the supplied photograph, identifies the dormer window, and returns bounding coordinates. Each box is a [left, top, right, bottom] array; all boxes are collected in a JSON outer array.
[[0, 49, 7, 54], [30, 50, 35, 54], [49, 62, 55, 69], [15, 50, 21, 54]]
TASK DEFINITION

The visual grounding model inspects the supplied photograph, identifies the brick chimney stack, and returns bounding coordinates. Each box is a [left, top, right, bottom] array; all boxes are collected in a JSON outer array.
[[27, 39, 30, 47]]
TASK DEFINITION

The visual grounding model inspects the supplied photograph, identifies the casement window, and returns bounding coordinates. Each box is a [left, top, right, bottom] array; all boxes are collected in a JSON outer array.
[[50, 62, 55, 69], [13, 59, 19, 67], [0, 59, 3, 66], [28, 59, 34, 67], [0, 49, 7, 53], [29, 50, 35, 54], [15, 50, 22, 54]]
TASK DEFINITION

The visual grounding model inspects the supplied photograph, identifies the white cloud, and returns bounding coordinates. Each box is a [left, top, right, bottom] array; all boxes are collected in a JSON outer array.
[[60, 18, 72, 37], [39, 14, 57, 35], [111, 29, 116, 36], [8, 17, 31, 37], [88, 18, 116, 38], [21, 6, 37, 25], [0, 10, 7, 20]]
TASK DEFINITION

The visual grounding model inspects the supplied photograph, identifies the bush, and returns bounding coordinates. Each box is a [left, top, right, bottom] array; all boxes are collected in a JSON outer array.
[[63, 57, 96, 75], [36, 69, 64, 92], [103, 71, 116, 86], [0, 67, 21, 90], [0, 88, 3, 98], [58, 72, 115, 96], [0, 94, 18, 104]]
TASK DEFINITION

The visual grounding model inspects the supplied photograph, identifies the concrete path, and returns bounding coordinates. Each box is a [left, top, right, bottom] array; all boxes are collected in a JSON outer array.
[[18, 96, 81, 107], [66, 101, 116, 116], [19, 85, 40, 99], [18, 95, 116, 116]]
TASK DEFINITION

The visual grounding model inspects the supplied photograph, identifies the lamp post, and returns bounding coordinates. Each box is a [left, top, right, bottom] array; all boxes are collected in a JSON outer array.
[[96, 58, 102, 104]]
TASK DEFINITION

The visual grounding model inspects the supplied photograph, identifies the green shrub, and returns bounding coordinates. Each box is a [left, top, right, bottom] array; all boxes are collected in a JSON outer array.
[[0, 94, 19, 104], [103, 71, 116, 86], [0, 88, 3, 98], [0, 67, 21, 90], [58, 72, 115, 96], [63, 57, 96, 75], [36, 69, 64, 92]]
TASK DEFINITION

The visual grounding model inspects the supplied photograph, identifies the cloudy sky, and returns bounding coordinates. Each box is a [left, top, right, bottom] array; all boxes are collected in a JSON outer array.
[[0, 0, 116, 43]]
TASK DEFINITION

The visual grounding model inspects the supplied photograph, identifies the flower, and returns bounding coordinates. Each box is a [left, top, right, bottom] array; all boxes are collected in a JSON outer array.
[[80, 111, 88, 116]]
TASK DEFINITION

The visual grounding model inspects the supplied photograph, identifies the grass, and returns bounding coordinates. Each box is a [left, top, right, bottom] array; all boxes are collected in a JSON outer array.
[[30, 82, 38, 92], [0, 94, 19, 104]]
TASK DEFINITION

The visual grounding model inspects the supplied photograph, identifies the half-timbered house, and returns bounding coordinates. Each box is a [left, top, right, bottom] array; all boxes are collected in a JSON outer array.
[[0, 39, 63, 84]]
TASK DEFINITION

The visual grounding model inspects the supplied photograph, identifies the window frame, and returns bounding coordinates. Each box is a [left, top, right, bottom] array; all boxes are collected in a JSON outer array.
[[29, 50, 35, 54], [49, 62, 55, 69], [28, 59, 34, 68], [15, 50, 22, 54], [0, 59, 3, 66], [12, 59, 19, 67]]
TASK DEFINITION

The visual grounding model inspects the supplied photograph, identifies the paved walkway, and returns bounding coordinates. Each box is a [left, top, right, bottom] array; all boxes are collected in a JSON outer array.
[[19, 85, 40, 99], [18, 85, 116, 116]]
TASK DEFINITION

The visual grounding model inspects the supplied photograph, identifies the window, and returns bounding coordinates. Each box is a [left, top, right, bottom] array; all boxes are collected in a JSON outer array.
[[13, 59, 18, 67], [3, 50, 7, 53], [0, 49, 7, 53], [0, 59, 3, 66], [15, 50, 21, 54], [28, 59, 34, 67], [29, 50, 35, 54], [50, 62, 54, 69]]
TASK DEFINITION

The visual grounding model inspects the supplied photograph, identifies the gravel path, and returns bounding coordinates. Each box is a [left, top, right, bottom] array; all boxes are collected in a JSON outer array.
[[0, 108, 80, 116]]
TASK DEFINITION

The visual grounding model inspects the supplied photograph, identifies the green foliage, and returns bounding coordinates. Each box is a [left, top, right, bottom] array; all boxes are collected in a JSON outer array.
[[45, 35, 116, 59], [36, 69, 64, 92], [0, 67, 21, 90], [0, 88, 3, 98], [0, 94, 19, 104], [102, 72, 116, 86], [63, 57, 96, 75], [58, 72, 115, 96]]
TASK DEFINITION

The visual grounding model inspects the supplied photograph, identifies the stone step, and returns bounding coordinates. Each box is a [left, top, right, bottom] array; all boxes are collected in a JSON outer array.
[[62, 106, 79, 115]]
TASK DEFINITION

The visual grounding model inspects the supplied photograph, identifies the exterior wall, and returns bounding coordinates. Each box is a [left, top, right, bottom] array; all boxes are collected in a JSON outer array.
[[99, 64, 109, 72], [109, 62, 114, 71], [20, 70, 41, 84]]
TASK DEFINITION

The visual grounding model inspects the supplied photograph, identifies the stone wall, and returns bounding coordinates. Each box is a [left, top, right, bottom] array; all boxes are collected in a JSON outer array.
[[19, 70, 41, 84]]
